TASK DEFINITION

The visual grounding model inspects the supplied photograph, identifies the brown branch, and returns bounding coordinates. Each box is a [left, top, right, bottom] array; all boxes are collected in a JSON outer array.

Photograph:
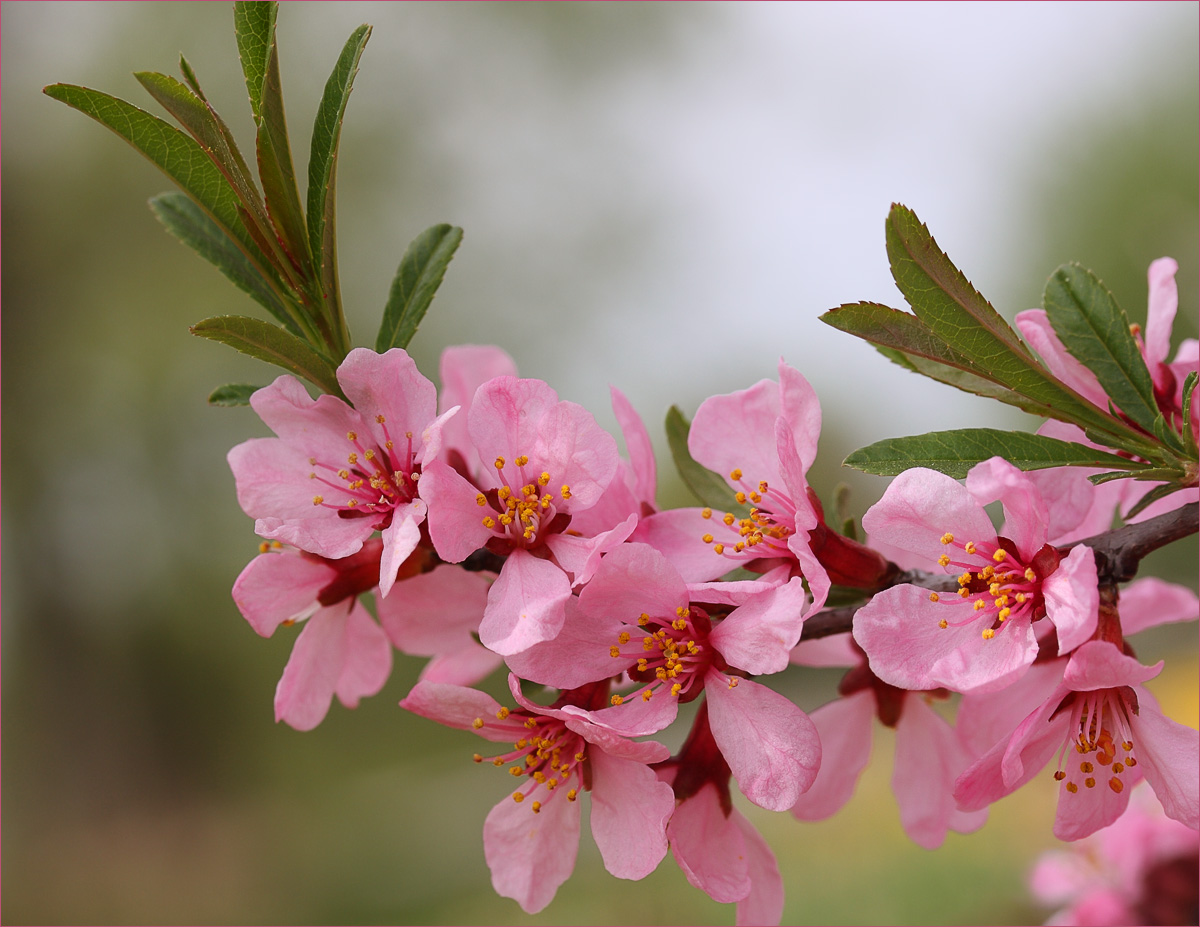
[[799, 502, 1198, 642]]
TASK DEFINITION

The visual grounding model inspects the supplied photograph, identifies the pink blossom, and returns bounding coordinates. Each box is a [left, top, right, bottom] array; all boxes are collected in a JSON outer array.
[[436, 344, 519, 482], [1029, 784, 1199, 926], [227, 348, 454, 596], [231, 541, 392, 730], [789, 635, 987, 848], [420, 376, 624, 654], [655, 701, 785, 925], [633, 360, 830, 609], [954, 640, 1200, 840], [853, 459, 1098, 693], [506, 543, 820, 811], [399, 675, 674, 914]]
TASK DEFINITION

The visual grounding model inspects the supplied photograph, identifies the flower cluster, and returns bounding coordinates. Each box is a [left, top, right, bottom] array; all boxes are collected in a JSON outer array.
[[225, 260, 1198, 922]]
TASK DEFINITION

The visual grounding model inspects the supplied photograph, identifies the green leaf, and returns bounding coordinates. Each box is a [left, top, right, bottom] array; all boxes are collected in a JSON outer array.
[[820, 301, 982, 371], [665, 406, 748, 514], [239, 2, 314, 288], [178, 54, 207, 101], [308, 23, 372, 351], [883, 204, 1143, 444], [208, 383, 262, 406], [234, 1, 276, 124], [1043, 263, 1160, 433], [843, 428, 1150, 478], [1181, 371, 1198, 455], [1123, 481, 1190, 520], [376, 224, 464, 352], [150, 192, 297, 332], [191, 315, 343, 398], [42, 84, 258, 255]]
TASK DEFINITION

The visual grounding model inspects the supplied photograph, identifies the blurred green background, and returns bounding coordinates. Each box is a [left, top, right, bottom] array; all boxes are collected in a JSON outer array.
[[3, 2, 1197, 923]]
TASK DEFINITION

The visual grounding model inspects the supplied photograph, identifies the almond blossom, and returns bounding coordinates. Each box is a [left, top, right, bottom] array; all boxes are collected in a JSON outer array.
[[399, 675, 674, 914], [231, 540, 392, 730], [227, 348, 455, 597], [506, 542, 820, 812], [1029, 783, 1199, 926], [633, 360, 831, 607], [853, 457, 1099, 693], [954, 640, 1199, 841], [788, 634, 987, 848], [419, 376, 627, 654]]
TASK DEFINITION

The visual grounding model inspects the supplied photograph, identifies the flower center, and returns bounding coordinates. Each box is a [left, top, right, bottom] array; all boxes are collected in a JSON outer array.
[[698, 470, 795, 560], [1052, 687, 1139, 796], [606, 606, 715, 704], [472, 706, 584, 814], [927, 533, 1056, 640], [309, 418, 418, 521], [475, 454, 569, 548]]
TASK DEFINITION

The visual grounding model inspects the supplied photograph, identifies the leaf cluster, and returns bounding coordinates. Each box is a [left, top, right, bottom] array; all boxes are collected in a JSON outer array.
[[44, 1, 461, 404], [820, 205, 1197, 512]]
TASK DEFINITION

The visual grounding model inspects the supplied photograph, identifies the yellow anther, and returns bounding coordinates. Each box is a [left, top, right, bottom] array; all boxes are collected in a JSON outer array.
[[618, 631, 631, 644], [512, 792, 524, 803], [1015, 593, 1027, 604], [702, 533, 714, 544], [1053, 770, 1065, 781], [281, 618, 296, 628], [641, 690, 653, 702], [993, 549, 1008, 563], [482, 517, 496, 529], [638, 613, 650, 626], [364, 449, 375, 460], [982, 628, 995, 639], [758, 481, 769, 493], [1108, 777, 1123, 793], [643, 637, 654, 651], [701, 508, 713, 519], [346, 431, 358, 441], [509, 766, 523, 776], [312, 495, 324, 505], [749, 492, 761, 503], [998, 608, 1011, 621], [713, 543, 725, 554], [670, 683, 682, 696], [567, 789, 578, 802], [538, 472, 550, 486], [728, 677, 738, 688], [472, 718, 485, 729], [494, 457, 506, 469], [492, 758, 504, 767], [1025, 567, 1037, 582], [386, 440, 394, 450], [735, 492, 747, 505], [938, 554, 951, 567], [496, 707, 510, 720], [941, 533, 954, 545], [964, 541, 977, 555], [476, 493, 487, 506], [561, 485, 572, 500], [1084, 777, 1096, 789], [929, 592, 940, 603], [1065, 782, 1078, 793], [729, 468, 743, 481], [258, 541, 271, 554], [958, 589, 970, 599], [973, 599, 986, 611], [515, 455, 529, 467], [347, 452, 358, 465], [1112, 762, 1125, 774], [610, 646, 621, 658], [610, 694, 624, 705], [958, 572, 972, 586]]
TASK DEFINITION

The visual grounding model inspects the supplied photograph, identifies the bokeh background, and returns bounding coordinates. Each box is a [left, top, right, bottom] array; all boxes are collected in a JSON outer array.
[[3, 2, 1197, 923]]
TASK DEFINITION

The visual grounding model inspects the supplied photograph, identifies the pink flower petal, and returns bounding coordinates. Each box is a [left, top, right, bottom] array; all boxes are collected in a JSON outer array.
[[790, 689, 874, 821], [965, 457, 1048, 555], [777, 359, 821, 473], [861, 467, 997, 567], [377, 501, 425, 598], [231, 550, 333, 637], [668, 782, 752, 904], [1015, 309, 1108, 407], [892, 696, 987, 848], [419, 460, 495, 562], [587, 747, 673, 880], [706, 674, 820, 811], [1144, 257, 1179, 369], [710, 576, 810, 675], [543, 513, 637, 586], [478, 550, 573, 655], [1043, 544, 1098, 655], [333, 602, 393, 709], [578, 542, 688, 623], [1131, 700, 1200, 830], [732, 807, 784, 926], [335, 348, 437, 447], [610, 386, 656, 506], [1063, 640, 1162, 691], [954, 697, 1069, 812], [689, 377, 784, 492], [503, 597, 628, 690], [1053, 769, 1133, 841], [399, 680, 513, 743], [632, 508, 736, 583], [789, 632, 858, 668], [1118, 578, 1199, 636], [483, 784, 580, 914]]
